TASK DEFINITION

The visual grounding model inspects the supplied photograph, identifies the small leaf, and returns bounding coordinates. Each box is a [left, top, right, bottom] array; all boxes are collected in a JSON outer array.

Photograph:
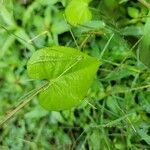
[[0, 5, 15, 26], [104, 0, 118, 10], [65, 0, 92, 26], [27, 46, 100, 110], [127, 7, 139, 18], [121, 26, 143, 36], [51, 20, 70, 34], [137, 127, 150, 145], [139, 12, 150, 67]]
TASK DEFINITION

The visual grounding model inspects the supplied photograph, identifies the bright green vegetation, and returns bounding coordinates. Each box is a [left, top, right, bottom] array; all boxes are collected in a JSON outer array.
[[0, 0, 150, 149], [65, 0, 92, 26], [27, 46, 100, 110]]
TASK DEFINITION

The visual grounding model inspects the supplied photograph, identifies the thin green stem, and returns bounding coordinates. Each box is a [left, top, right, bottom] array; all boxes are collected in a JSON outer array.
[[63, 15, 80, 50], [99, 33, 114, 59], [0, 82, 49, 127]]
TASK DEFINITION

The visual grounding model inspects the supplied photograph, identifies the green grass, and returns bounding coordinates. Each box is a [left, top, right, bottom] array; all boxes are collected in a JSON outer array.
[[0, 0, 150, 149]]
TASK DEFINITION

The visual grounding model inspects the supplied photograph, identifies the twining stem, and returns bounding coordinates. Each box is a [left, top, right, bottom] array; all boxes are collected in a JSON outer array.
[[0, 82, 49, 127]]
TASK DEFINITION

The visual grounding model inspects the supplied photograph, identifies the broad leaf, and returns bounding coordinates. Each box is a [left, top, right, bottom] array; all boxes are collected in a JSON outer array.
[[65, 0, 92, 26], [27, 46, 100, 110], [139, 12, 150, 68]]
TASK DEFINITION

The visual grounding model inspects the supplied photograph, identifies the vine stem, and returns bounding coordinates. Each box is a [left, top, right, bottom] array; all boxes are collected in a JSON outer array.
[[0, 82, 49, 127]]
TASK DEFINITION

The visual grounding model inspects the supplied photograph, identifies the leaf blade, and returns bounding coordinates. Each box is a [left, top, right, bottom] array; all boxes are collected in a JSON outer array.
[[27, 46, 100, 110], [65, 0, 92, 26], [139, 11, 150, 67]]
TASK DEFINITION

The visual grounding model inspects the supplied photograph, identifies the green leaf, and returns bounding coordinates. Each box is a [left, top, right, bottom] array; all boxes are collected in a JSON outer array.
[[27, 46, 100, 110], [104, 0, 118, 10], [15, 28, 35, 51], [139, 12, 150, 68], [127, 7, 139, 18], [0, 5, 16, 26], [51, 20, 70, 34], [65, 0, 92, 26], [137, 127, 150, 145], [82, 0, 92, 3], [121, 26, 143, 36]]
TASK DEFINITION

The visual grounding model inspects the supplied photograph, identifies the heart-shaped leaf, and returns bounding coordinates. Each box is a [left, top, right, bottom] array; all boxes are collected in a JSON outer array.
[[65, 0, 92, 26], [27, 46, 100, 110]]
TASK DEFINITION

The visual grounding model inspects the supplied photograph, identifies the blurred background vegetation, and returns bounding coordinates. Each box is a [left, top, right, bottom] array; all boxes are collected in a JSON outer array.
[[0, 0, 150, 149]]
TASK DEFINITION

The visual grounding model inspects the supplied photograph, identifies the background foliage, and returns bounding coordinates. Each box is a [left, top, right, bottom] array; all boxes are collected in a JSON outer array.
[[0, 0, 150, 149]]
